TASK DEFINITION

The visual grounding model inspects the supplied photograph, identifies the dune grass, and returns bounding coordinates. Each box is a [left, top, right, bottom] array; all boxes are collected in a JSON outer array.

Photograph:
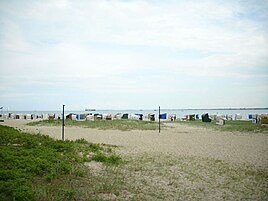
[[27, 119, 161, 131], [118, 154, 268, 200], [0, 125, 122, 201], [174, 120, 268, 133]]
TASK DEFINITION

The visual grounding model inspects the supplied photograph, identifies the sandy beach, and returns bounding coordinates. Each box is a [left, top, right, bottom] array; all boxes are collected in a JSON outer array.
[[2, 119, 268, 168]]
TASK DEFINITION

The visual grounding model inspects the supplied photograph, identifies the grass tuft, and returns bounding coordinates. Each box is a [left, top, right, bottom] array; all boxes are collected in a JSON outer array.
[[92, 152, 122, 165]]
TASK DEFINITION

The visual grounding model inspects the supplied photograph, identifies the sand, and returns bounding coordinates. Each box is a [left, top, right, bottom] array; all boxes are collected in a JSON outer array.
[[2, 119, 268, 167]]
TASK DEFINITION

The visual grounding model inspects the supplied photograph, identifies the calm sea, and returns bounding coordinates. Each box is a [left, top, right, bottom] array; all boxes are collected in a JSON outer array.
[[4, 108, 268, 120]]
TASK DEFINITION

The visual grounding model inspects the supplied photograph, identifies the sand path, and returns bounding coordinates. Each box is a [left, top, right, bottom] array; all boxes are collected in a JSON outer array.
[[2, 120, 268, 167]]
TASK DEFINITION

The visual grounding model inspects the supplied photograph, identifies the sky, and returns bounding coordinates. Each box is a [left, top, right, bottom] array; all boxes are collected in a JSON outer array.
[[0, 0, 268, 111]]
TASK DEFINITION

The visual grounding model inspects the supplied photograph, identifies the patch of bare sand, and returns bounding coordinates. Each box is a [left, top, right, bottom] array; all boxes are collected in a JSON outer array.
[[2, 119, 268, 167]]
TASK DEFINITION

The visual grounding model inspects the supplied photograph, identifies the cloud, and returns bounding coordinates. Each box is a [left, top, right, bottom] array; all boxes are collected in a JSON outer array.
[[0, 0, 268, 109]]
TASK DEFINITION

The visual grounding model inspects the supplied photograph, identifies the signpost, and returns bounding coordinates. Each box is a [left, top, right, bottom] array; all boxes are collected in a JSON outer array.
[[62, 105, 65, 141]]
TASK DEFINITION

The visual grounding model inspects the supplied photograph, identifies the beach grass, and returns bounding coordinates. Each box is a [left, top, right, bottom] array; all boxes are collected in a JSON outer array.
[[173, 119, 268, 133], [0, 125, 122, 200], [58, 154, 268, 200], [27, 119, 162, 131], [118, 154, 268, 200]]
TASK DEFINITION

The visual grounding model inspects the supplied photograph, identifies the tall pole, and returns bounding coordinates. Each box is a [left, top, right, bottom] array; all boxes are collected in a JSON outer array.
[[62, 105, 65, 141], [159, 106, 160, 133]]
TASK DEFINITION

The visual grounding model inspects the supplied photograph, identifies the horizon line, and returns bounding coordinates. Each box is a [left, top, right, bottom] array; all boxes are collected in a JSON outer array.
[[3, 107, 268, 112]]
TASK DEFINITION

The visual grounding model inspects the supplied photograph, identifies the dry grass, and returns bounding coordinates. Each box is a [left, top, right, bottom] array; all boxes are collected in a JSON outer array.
[[49, 153, 267, 200]]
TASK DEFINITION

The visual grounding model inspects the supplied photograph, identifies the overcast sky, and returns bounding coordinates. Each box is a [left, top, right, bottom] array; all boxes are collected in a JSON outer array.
[[0, 0, 268, 110]]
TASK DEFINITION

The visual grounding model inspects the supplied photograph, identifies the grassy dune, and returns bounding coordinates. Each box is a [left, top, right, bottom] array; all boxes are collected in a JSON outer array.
[[28, 119, 268, 133], [27, 119, 161, 131]]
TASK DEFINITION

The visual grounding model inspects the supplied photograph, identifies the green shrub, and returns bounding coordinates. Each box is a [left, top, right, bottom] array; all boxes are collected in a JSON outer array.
[[92, 152, 122, 164]]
